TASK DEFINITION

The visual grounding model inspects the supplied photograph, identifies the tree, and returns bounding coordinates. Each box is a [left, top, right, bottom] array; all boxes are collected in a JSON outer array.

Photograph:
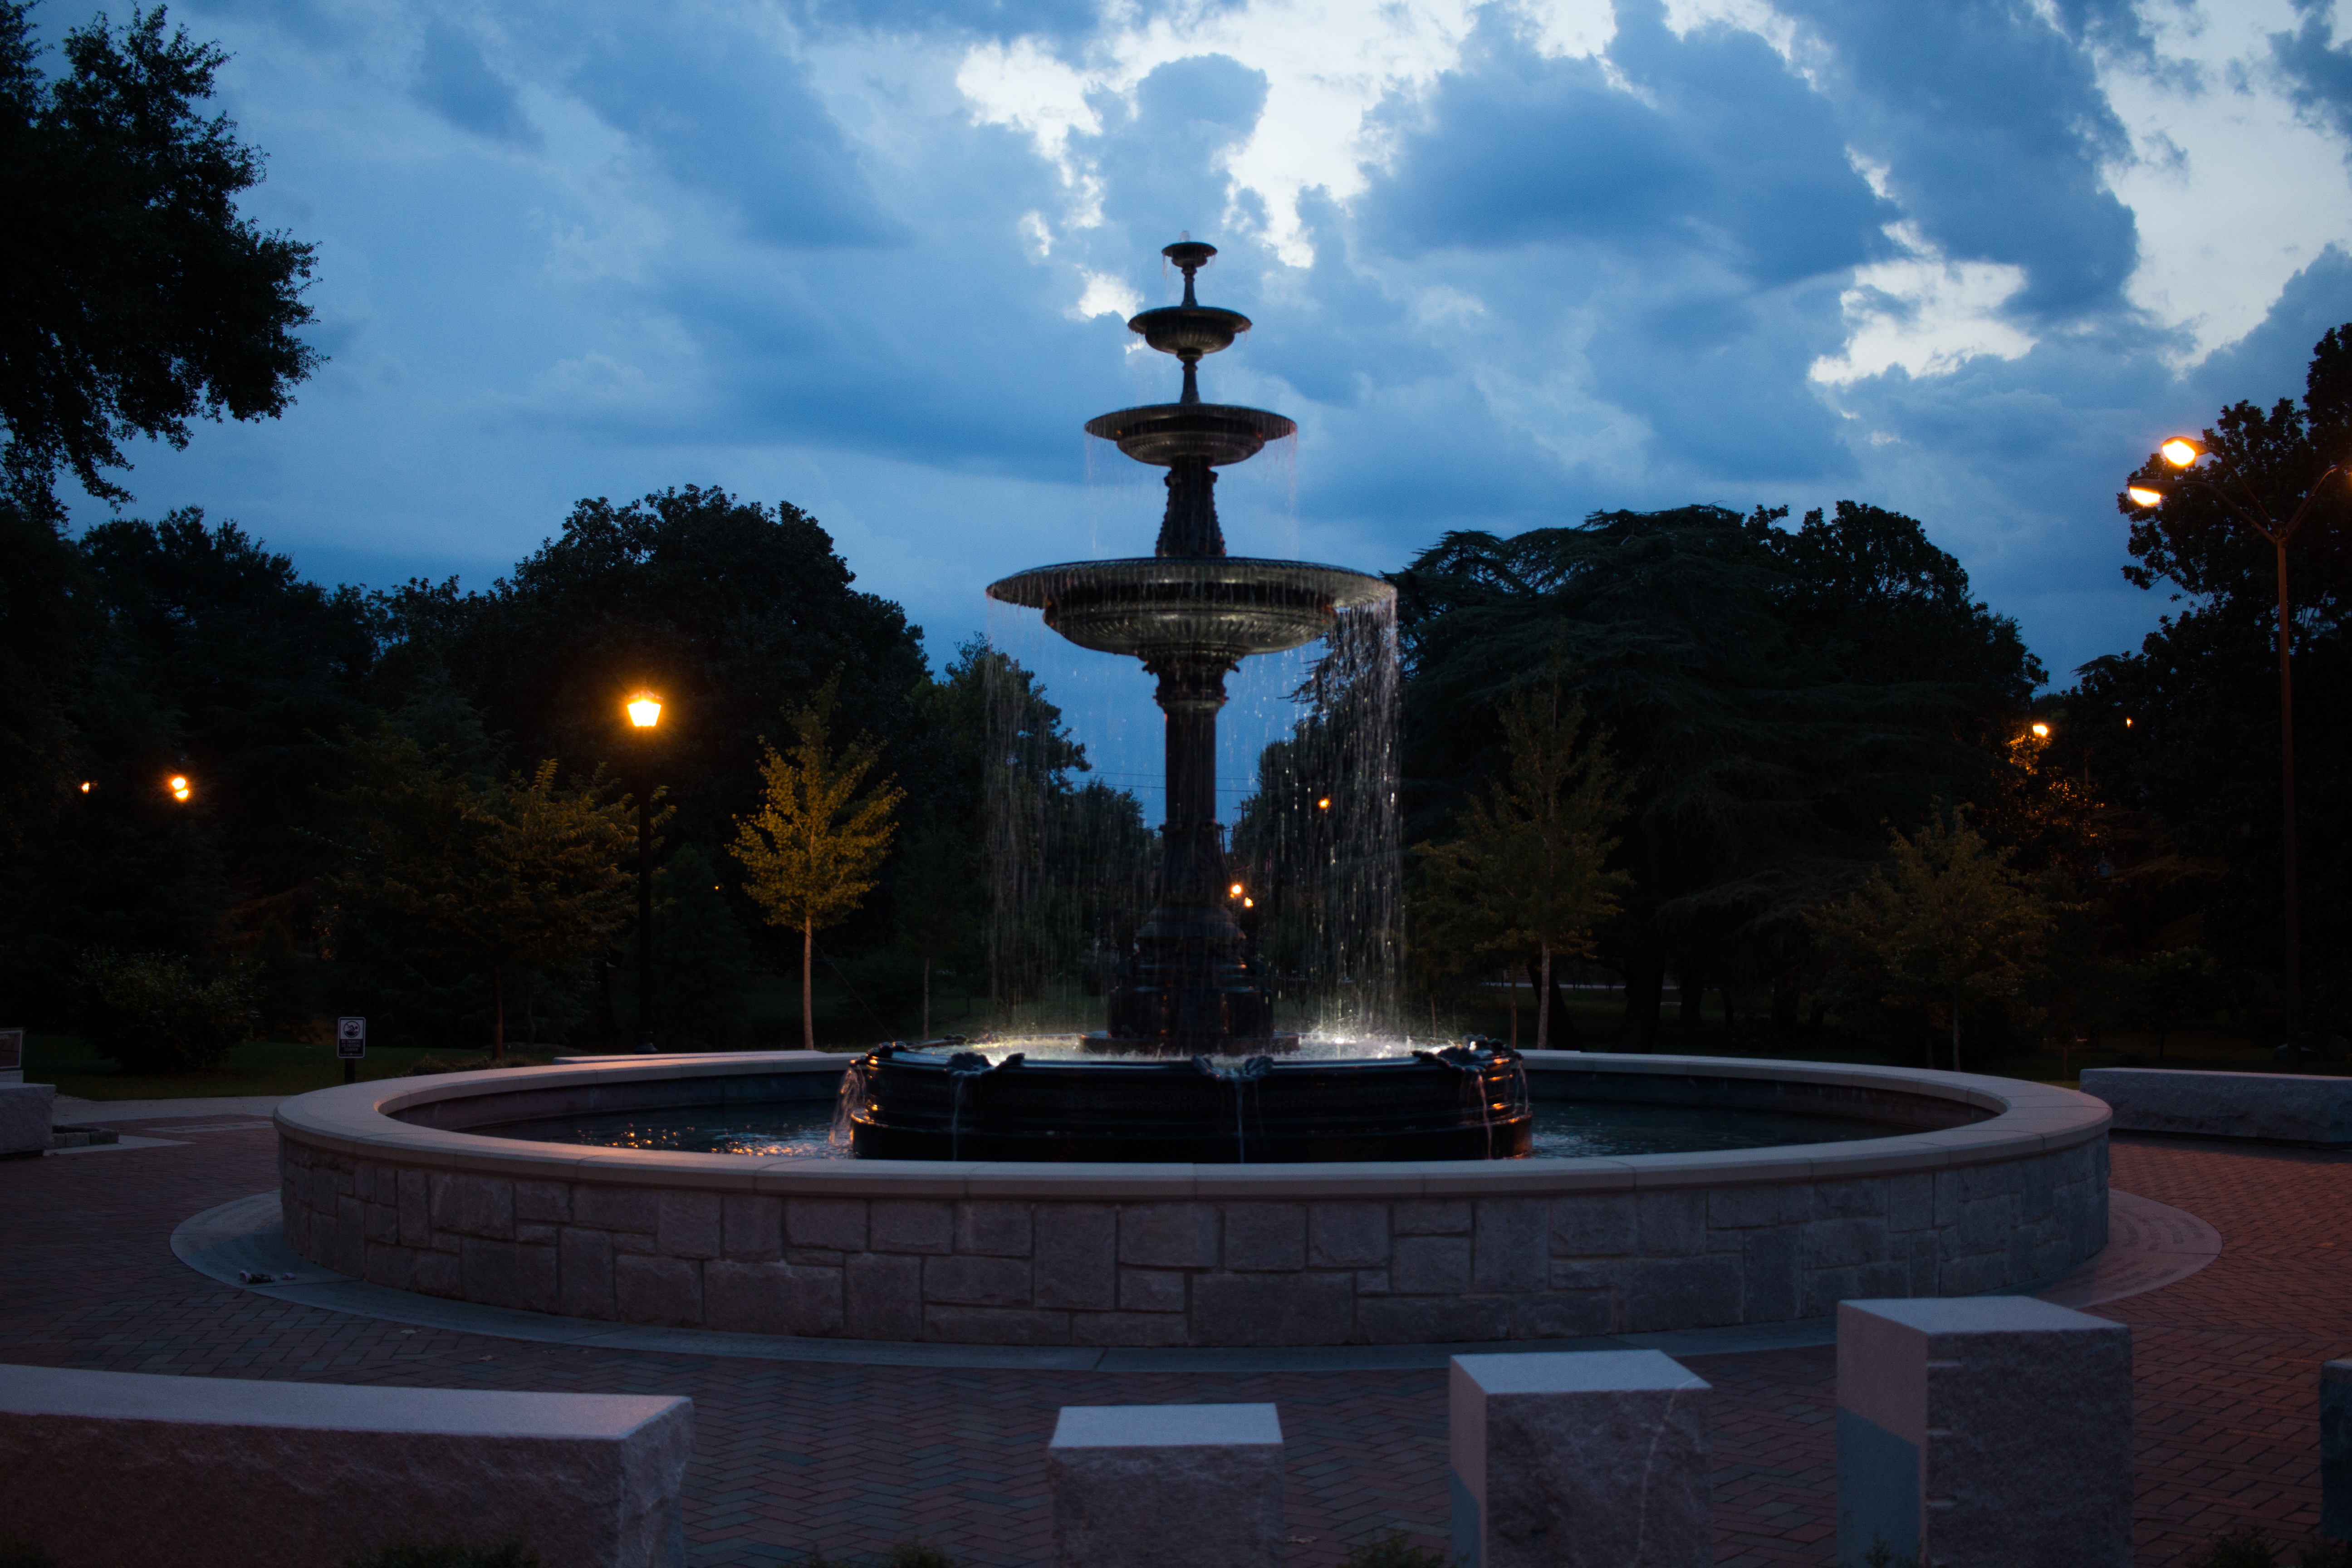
[[893, 823, 977, 1039], [327, 734, 633, 1059], [1813, 807, 2052, 1073], [730, 682, 903, 1049], [1412, 678, 1629, 1050], [651, 844, 755, 1050], [1396, 504, 2036, 1049], [438, 486, 931, 864], [1, 2, 319, 509], [2080, 322, 2352, 1037]]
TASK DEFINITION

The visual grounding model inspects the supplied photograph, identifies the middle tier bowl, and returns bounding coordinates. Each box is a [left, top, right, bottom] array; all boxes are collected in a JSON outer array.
[[986, 558, 1396, 661]]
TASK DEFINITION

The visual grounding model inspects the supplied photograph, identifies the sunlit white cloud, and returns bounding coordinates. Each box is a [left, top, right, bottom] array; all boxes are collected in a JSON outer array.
[[1810, 225, 2036, 385]]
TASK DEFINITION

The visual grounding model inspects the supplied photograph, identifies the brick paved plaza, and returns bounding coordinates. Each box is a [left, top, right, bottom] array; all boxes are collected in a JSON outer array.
[[3, 1117, 2342, 1566]]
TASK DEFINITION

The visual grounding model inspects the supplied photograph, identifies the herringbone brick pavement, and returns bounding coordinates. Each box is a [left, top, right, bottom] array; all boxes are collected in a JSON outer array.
[[0, 1117, 2342, 1565]]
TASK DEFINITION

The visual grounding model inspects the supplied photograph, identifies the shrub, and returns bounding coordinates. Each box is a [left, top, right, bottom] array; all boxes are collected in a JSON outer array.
[[0, 1541, 59, 1568], [74, 948, 257, 1072], [400, 1054, 548, 1076], [1340, 1531, 1453, 1568], [341, 1537, 541, 1568]]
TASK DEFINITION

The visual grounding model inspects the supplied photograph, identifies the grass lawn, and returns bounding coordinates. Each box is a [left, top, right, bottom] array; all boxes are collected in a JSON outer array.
[[22, 1032, 654, 1102]]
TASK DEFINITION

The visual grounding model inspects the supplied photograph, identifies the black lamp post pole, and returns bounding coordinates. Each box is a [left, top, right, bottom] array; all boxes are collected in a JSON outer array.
[[637, 766, 655, 1054]]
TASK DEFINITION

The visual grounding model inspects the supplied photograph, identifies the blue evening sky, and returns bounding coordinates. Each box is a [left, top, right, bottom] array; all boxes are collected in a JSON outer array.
[[41, 0, 2352, 717]]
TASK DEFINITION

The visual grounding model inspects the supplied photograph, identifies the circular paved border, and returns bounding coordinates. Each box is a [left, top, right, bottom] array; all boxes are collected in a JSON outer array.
[[271, 1053, 2113, 1348]]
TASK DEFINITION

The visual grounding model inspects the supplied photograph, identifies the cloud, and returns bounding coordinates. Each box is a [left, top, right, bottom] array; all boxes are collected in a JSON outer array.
[[2273, 0, 2352, 149], [412, 18, 538, 147]]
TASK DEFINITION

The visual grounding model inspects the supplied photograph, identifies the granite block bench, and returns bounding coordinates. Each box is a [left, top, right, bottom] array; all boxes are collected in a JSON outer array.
[[2080, 1067, 2352, 1145], [0, 1364, 692, 1568]]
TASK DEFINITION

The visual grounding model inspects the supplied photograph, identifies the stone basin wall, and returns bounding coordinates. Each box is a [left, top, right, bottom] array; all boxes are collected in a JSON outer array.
[[273, 1054, 2112, 1347], [277, 1138, 2107, 1346]]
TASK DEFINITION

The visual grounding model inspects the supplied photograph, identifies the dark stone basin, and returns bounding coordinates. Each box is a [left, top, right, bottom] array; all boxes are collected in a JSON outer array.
[[986, 558, 1393, 661], [845, 1043, 1533, 1162]]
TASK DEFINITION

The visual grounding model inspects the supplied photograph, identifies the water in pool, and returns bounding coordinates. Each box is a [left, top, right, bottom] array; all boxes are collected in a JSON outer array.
[[481, 1099, 1908, 1160]]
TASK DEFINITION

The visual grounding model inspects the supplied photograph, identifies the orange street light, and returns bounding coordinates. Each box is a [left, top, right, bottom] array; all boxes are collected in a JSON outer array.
[[167, 774, 191, 802], [78, 781, 93, 794], [626, 690, 663, 728], [2030, 722, 2050, 739], [2127, 485, 2165, 508], [1228, 882, 1245, 898], [1316, 797, 1331, 810], [2161, 437, 2203, 467]]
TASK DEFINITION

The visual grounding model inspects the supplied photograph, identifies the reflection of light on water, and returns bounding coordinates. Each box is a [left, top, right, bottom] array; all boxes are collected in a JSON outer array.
[[487, 1099, 1908, 1161]]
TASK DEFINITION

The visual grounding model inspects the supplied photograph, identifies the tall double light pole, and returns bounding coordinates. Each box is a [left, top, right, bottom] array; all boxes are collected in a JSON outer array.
[[626, 690, 663, 1053], [2128, 439, 2348, 1067]]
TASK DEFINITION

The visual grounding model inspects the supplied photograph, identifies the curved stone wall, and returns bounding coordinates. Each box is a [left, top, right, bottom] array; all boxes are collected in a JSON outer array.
[[274, 1052, 2111, 1347]]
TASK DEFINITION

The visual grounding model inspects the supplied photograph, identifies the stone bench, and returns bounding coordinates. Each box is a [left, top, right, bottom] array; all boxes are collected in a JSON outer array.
[[0, 1082, 54, 1157], [1450, 1350, 1712, 1568], [1048, 1403, 1284, 1568], [0, 1364, 692, 1568], [2081, 1066, 2352, 1145], [1838, 1297, 2131, 1567]]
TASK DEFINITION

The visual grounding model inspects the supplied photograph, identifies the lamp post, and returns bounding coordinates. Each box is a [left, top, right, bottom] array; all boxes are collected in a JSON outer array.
[[626, 690, 662, 1053], [2127, 439, 2349, 1067]]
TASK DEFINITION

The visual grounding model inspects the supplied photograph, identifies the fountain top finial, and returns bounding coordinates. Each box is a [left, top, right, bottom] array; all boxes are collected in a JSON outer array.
[[1130, 239, 1250, 368], [1163, 240, 1216, 304]]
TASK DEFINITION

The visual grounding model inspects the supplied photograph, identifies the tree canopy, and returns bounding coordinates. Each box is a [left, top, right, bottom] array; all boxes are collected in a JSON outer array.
[[0, 1, 318, 510]]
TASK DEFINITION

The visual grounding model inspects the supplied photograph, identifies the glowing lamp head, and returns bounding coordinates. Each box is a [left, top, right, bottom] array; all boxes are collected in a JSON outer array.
[[1229, 882, 1244, 898], [1316, 797, 1331, 810], [2127, 486, 2165, 508], [168, 774, 191, 801], [1242, 897, 1254, 909], [2161, 438, 2201, 468], [626, 691, 663, 729], [2030, 723, 2050, 739], [78, 781, 92, 794]]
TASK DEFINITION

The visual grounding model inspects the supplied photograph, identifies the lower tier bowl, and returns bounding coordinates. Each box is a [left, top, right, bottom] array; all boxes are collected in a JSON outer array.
[[845, 1043, 1531, 1162]]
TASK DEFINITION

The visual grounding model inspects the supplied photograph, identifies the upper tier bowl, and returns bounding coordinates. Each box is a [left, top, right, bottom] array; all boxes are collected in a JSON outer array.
[[987, 558, 1395, 660], [1084, 402, 1296, 467]]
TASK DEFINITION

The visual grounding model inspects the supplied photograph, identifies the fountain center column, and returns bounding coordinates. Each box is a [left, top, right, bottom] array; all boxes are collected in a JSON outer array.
[[1149, 651, 1238, 910]]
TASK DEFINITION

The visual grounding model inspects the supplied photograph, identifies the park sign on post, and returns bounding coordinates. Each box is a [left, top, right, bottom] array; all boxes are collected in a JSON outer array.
[[336, 1018, 366, 1058]]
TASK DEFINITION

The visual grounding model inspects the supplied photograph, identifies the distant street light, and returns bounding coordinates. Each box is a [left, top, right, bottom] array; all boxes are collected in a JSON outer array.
[[2030, 723, 2050, 739], [2127, 436, 2352, 1067], [626, 690, 663, 1054], [167, 774, 191, 802]]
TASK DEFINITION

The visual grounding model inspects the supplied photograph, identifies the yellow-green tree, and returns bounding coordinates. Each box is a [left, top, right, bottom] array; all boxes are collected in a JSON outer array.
[[1813, 806, 2052, 1073], [328, 733, 634, 1059], [730, 685, 904, 1049], [1412, 681, 1629, 1049]]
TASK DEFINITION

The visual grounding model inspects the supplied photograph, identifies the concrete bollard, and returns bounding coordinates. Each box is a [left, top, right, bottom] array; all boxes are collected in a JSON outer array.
[[1449, 1350, 1712, 1568], [2325, 1361, 2352, 1541], [1047, 1403, 1284, 1568], [1838, 1298, 2131, 1568], [0, 1364, 692, 1568], [0, 1082, 54, 1157]]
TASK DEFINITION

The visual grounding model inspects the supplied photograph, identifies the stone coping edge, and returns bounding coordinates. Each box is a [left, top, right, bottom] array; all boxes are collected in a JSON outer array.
[[273, 1052, 2110, 1199]]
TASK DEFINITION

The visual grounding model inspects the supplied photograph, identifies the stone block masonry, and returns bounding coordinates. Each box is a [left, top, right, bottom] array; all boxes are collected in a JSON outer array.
[[0, 1363, 692, 1568], [277, 1133, 2109, 1346], [0, 1081, 54, 1157], [1837, 1297, 2132, 1568], [1048, 1404, 1284, 1568], [1450, 1349, 1710, 1568]]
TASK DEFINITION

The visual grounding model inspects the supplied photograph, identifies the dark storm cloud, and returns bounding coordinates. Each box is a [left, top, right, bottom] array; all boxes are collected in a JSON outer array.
[[564, 12, 906, 248], [1362, 5, 1894, 287], [1079, 53, 1270, 237], [2272, 0, 2352, 152], [1773, 0, 2139, 322], [413, 19, 538, 147]]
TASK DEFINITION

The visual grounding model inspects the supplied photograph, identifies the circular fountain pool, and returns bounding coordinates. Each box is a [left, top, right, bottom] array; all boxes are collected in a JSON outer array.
[[274, 1050, 2110, 1348]]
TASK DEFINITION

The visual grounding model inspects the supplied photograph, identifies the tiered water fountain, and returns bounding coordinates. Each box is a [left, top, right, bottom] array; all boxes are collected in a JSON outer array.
[[843, 242, 1530, 1161]]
